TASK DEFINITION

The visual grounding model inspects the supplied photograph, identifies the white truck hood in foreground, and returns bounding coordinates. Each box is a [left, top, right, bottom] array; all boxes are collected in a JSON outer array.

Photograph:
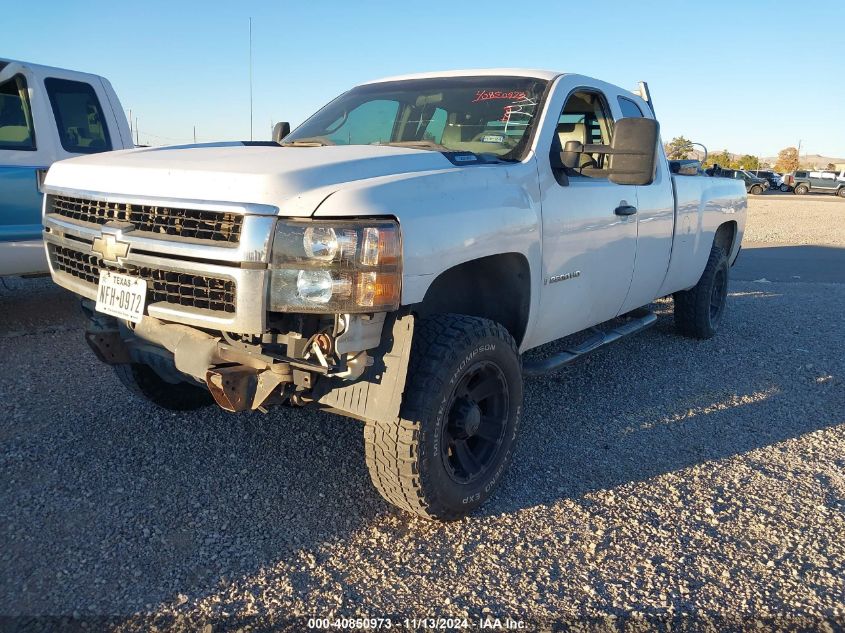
[[44, 143, 456, 216]]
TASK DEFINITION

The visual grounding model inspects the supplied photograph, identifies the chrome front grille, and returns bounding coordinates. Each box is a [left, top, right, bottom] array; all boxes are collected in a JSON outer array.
[[50, 195, 244, 243], [49, 244, 237, 313]]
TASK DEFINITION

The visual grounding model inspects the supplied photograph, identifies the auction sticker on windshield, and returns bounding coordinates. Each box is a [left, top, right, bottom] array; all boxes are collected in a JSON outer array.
[[95, 270, 147, 323]]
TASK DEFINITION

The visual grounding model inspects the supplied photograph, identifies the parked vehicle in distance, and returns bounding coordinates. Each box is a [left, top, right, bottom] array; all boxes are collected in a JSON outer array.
[[43, 69, 746, 519], [714, 167, 767, 195], [790, 169, 845, 197], [0, 58, 132, 276], [750, 169, 781, 190]]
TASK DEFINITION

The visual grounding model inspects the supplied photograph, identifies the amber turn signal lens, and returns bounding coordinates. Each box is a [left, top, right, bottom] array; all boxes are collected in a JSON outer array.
[[355, 271, 401, 308]]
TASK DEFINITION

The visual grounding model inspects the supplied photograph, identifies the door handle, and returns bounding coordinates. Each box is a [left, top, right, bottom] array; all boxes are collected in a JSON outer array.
[[614, 205, 637, 216]]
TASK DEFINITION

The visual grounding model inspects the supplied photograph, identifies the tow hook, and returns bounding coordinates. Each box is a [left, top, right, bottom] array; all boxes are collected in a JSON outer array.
[[205, 365, 290, 412]]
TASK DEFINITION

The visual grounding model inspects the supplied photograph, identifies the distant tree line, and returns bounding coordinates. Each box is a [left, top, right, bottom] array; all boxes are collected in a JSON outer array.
[[663, 136, 762, 170], [662, 137, 831, 173]]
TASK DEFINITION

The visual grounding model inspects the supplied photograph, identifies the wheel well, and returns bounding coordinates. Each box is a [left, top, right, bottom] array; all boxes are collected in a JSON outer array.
[[414, 253, 531, 346], [714, 221, 737, 258]]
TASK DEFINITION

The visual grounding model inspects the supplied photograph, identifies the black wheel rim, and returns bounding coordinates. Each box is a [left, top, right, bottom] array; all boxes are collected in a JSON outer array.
[[441, 361, 509, 484], [710, 268, 727, 324]]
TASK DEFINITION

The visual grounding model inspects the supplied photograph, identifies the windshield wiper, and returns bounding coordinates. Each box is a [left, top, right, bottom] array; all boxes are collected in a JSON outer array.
[[281, 139, 332, 147], [375, 140, 448, 151]]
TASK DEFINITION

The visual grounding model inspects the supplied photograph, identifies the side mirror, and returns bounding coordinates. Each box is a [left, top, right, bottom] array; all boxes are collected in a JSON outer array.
[[669, 159, 702, 176], [273, 121, 291, 143], [559, 118, 659, 186], [561, 140, 584, 169], [606, 117, 659, 185]]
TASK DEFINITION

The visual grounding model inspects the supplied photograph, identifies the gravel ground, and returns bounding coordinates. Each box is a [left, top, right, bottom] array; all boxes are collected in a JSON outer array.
[[1, 198, 844, 631], [744, 192, 845, 246]]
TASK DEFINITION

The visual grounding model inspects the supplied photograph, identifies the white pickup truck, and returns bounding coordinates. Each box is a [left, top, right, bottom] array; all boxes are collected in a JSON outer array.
[[43, 69, 746, 520]]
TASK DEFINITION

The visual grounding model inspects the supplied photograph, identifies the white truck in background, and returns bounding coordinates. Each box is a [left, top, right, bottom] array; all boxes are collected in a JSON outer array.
[[0, 58, 132, 276], [42, 69, 746, 520]]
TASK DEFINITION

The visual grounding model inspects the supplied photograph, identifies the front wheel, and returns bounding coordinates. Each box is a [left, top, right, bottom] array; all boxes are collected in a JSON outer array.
[[673, 245, 730, 339], [794, 184, 809, 195], [114, 363, 214, 411], [837, 188, 845, 198], [364, 314, 523, 520], [779, 184, 790, 192]]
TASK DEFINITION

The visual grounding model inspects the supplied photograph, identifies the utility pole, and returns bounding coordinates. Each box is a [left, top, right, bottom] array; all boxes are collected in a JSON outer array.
[[128, 109, 132, 139], [135, 117, 139, 146], [797, 139, 802, 168], [249, 17, 253, 141], [193, 126, 196, 144]]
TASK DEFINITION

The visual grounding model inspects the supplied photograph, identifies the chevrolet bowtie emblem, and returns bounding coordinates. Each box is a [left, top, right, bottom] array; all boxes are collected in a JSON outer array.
[[92, 234, 130, 263]]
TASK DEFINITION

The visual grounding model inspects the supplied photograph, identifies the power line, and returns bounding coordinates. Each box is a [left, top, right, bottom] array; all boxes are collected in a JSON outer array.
[[249, 17, 253, 142]]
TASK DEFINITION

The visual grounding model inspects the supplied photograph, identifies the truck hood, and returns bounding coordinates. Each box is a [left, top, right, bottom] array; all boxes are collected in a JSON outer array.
[[44, 142, 457, 216]]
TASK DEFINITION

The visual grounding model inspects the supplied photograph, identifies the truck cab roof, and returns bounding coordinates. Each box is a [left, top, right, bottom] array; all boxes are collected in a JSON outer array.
[[363, 68, 564, 84], [0, 58, 110, 85]]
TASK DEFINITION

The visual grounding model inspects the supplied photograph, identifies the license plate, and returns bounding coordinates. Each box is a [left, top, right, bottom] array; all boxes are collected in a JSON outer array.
[[95, 270, 147, 323]]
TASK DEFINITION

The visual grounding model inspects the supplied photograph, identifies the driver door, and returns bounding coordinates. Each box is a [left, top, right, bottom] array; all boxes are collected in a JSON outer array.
[[531, 86, 638, 347]]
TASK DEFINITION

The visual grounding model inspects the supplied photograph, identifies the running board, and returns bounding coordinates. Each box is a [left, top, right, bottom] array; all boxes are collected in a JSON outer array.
[[522, 310, 657, 377]]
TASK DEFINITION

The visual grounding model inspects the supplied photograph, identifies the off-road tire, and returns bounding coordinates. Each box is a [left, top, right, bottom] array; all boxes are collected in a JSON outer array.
[[673, 245, 730, 339], [114, 363, 214, 411], [779, 184, 790, 192], [837, 187, 845, 198], [750, 185, 763, 195], [794, 184, 809, 195], [364, 314, 523, 521]]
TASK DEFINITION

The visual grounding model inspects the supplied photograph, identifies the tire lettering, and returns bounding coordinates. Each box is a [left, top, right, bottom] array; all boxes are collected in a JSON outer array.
[[450, 344, 496, 385]]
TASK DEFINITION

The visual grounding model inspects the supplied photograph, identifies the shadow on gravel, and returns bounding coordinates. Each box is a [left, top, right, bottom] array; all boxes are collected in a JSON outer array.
[[1, 277, 381, 614], [732, 244, 845, 284], [1, 278, 843, 616], [490, 289, 843, 516], [0, 276, 83, 335]]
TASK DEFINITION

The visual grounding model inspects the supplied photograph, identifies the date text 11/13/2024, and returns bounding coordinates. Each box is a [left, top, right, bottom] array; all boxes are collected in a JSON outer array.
[[306, 616, 526, 629]]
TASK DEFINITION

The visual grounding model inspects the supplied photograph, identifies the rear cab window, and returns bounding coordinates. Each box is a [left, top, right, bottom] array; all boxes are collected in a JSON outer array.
[[44, 77, 112, 153], [0, 75, 36, 151], [617, 96, 644, 118]]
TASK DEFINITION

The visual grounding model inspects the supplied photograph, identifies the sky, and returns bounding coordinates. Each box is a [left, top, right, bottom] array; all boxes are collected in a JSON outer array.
[[5, 0, 843, 158]]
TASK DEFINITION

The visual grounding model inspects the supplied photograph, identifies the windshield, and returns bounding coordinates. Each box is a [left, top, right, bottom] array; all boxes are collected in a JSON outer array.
[[283, 76, 549, 160]]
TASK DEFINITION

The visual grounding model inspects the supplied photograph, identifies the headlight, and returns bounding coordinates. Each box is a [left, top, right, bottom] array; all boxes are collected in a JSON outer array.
[[269, 219, 401, 313]]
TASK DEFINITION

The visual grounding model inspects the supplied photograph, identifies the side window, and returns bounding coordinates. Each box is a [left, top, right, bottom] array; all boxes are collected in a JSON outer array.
[[550, 90, 613, 179], [326, 99, 399, 145], [44, 77, 112, 153], [0, 75, 36, 151], [617, 97, 644, 118]]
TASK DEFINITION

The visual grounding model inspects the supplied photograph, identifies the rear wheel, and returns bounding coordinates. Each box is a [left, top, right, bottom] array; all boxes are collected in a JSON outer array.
[[750, 185, 763, 195], [837, 187, 845, 198], [364, 314, 522, 520], [114, 363, 214, 411], [794, 184, 809, 195], [779, 184, 790, 192], [673, 245, 730, 339]]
